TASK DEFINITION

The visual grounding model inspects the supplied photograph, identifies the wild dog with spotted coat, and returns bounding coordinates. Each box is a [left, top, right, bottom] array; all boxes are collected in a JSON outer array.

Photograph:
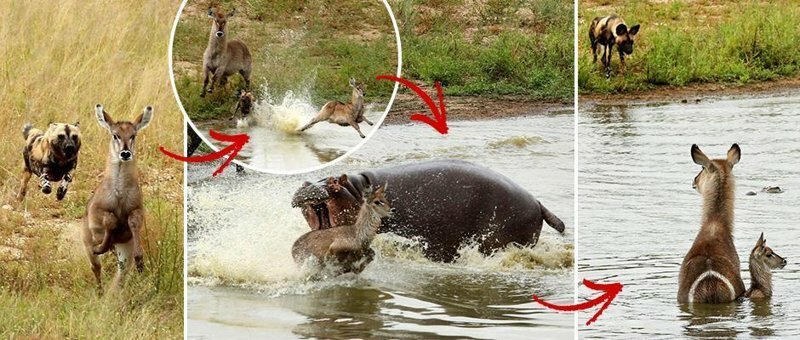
[[17, 122, 82, 201], [678, 144, 745, 304], [589, 14, 640, 78]]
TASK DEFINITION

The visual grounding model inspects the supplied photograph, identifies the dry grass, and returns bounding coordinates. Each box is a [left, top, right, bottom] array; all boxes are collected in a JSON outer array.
[[0, 0, 183, 338]]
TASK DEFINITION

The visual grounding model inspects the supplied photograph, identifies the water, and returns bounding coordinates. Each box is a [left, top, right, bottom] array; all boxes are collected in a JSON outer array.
[[578, 94, 800, 338], [187, 112, 575, 339], [195, 90, 385, 173]]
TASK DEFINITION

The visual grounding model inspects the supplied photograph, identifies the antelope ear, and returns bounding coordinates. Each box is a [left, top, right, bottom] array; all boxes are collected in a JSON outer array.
[[134, 106, 153, 131], [756, 232, 765, 247], [95, 104, 113, 131], [691, 144, 710, 167], [615, 24, 628, 36], [228, 8, 236, 17], [207, 8, 215, 18], [727, 143, 741, 166], [629, 24, 640, 36]]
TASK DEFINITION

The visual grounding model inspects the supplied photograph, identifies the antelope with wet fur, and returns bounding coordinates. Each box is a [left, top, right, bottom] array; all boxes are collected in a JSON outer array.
[[82, 104, 153, 290], [746, 233, 787, 299], [298, 78, 374, 138]]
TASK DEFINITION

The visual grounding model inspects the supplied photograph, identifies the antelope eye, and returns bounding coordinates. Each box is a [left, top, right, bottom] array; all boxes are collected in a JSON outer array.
[[113, 134, 120, 140], [767, 254, 773, 258], [374, 200, 383, 206]]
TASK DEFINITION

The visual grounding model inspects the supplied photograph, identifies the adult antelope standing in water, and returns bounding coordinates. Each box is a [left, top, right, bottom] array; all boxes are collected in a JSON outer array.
[[82, 104, 152, 290], [746, 233, 787, 299], [201, 6, 252, 97], [678, 144, 746, 304], [298, 78, 373, 138]]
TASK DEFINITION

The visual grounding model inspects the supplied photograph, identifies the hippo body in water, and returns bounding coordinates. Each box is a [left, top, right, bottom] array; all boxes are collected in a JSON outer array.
[[292, 159, 565, 262]]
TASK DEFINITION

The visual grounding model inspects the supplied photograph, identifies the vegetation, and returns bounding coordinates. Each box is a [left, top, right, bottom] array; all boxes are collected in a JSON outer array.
[[394, 0, 574, 99], [172, 0, 399, 121], [0, 0, 183, 337], [579, 0, 800, 94]]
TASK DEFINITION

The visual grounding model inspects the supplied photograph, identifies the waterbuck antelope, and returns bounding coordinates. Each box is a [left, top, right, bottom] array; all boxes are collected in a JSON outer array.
[[746, 233, 787, 299], [678, 144, 746, 304], [589, 14, 640, 78], [201, 6, 252, 97], [82, 104, 153, 291], [298, 78, 374, 138]]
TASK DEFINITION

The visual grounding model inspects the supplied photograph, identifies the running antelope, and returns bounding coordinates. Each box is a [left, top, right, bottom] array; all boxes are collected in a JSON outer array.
[[201, 6, 252, 97], [82, 104, 152, 290], [678, 144, 746, 304], [292, 184, 391, 275], [589, 15, 640, 78], [746, 233, 787, 299], [298, 78, 373, 138]]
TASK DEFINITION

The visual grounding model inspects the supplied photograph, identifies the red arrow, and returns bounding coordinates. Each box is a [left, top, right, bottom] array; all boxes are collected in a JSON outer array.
[[532, 278, 623, 326], [159, 130, 249, 177], [376, 75, 448, 134]]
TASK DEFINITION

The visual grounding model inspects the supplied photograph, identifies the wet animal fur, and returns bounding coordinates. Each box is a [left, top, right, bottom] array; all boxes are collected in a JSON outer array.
[[745, 233, 786, 299], [17, 122, 82, 201], [292, 185, 391, 275]]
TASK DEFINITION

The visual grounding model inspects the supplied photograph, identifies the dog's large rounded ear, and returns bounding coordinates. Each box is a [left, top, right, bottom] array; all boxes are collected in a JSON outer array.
[[95, 104, 113, 131], [691, 144, 710, 167], [615, 23, 628, 36], [134, 106, 153, 131], [727, 143, 741, 167], [349, 78, 356, 87], [629, 24, 640, 36], [74, 121, 80, 128]]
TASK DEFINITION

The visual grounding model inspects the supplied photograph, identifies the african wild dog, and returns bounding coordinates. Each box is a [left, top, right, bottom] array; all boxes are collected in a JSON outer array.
[[589, 15, 640, 78], [202, 5, 252, 97], [678, 144, 745, 304], [298, 78, 373, 138], [83, 104, 152, 291], [17, 122, 82, 201]]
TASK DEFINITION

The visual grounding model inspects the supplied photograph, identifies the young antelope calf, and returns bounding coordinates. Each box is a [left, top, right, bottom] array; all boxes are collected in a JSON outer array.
[[746, 233, 787, 299], [82, 104, 153, 290]]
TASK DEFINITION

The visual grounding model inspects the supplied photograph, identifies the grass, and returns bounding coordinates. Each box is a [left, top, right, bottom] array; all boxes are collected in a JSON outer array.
[[579, 0, 800, 94], [172, 0, 399, 121], [0, 0, 183, 338], [394, 0, 574, 99]]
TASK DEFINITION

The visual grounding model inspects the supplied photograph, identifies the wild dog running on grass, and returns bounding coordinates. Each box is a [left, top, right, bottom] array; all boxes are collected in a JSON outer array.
[[746, 233, 787, 299], [292, 184, 392, 275], [17, 122, 82, 201], [589, 14, 640, 78], [201, 5, 252, 97], [678, 144, 746, 304], [298, 78, 374, 138], [83, 104, 152, 290]]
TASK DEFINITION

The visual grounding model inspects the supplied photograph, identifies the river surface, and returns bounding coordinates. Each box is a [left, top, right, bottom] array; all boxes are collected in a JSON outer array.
[[195, 90, 385, 174], [187, 112, 575, 339], [578, 94, 800, 338]]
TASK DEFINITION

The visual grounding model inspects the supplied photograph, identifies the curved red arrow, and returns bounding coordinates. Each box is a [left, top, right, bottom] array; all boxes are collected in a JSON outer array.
[[159, 130, 249, 177], [532, 278, 622, 326], [377, 75, 448, 134]]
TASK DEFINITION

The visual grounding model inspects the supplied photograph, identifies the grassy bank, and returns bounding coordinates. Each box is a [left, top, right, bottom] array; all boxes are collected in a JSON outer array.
[[0, 0, 183, 338], [172, 0, 398, 121], [393, 0, 573, 100], [579, 0, 800, 94]]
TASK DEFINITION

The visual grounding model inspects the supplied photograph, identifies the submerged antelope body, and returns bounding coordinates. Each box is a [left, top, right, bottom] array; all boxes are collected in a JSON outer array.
[[292, 184, 391, 275], [298, 78, 374, 138], [678, 144, 746, 304], [746, 233, 787, 299], [83, 104, 153, 290], [201, 6, 251, 97]]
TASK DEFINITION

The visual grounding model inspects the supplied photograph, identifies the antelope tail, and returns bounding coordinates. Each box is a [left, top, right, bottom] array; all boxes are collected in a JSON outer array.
[[92, 230, 113, 255]]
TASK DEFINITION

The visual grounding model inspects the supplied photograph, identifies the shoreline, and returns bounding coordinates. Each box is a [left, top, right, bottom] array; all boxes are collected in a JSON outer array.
[[580, 77, 800, 108]]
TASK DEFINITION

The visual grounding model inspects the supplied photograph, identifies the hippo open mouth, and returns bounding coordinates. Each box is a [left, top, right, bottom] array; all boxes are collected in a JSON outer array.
[[292, 181, 334, 230]]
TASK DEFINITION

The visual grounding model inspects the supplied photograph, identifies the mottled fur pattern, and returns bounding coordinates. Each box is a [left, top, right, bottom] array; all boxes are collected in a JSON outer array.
[[292, 185, 391, 275], [298, 78, 374, 138], [17, 122, 82, 201], [589, 14, 640, 78]]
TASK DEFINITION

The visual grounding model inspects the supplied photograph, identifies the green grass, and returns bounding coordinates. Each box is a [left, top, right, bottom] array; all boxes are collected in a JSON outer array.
[[173, 0, 398, 121], [395, 0, 574, 99], [579, 0, 800, 94]]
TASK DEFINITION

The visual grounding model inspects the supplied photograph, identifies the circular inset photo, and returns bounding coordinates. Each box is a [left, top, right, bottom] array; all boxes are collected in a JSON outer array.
[[170, 0, 400, 174]]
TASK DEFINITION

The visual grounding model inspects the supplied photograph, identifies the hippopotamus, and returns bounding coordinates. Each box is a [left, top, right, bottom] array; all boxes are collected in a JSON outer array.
[[291, 159, 566, 262]]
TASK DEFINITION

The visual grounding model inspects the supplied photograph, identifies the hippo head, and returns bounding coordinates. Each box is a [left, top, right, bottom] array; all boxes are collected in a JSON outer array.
[[291, 175, 362, 230]]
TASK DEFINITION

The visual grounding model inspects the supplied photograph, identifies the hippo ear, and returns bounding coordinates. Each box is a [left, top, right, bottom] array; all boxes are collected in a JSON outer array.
[[339, 174, 348, 183]]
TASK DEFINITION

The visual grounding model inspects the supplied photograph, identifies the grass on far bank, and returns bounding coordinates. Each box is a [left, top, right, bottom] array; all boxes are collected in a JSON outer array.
[[394, 0, 573, 100], [172, 0, 398, 121], [0, 0, 184, 338], [579, 0, 800, 94]]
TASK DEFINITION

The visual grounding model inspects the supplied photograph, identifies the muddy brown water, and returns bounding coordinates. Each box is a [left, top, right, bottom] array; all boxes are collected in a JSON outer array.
[[578, 95, 800, 338], [187, 112, 575, 339]]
